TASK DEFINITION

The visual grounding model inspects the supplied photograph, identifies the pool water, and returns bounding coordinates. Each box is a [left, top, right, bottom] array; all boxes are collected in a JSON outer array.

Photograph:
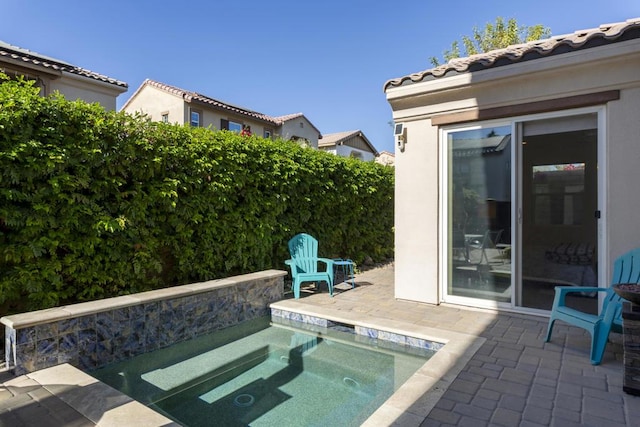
[[91, 316, 435, 426]]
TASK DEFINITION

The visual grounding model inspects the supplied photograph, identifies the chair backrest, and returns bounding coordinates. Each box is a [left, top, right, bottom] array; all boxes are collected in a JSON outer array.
[[288, 233, 320, 273], [607, 247, 640, 327], [611, 247, 640, 285]]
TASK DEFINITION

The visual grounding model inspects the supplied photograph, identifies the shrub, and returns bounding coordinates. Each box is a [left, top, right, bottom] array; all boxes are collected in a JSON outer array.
[[0, 75, 393, 312]]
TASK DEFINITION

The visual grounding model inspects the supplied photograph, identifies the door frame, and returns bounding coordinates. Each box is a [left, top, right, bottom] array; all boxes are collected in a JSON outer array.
[[439, 106, 607, 314]]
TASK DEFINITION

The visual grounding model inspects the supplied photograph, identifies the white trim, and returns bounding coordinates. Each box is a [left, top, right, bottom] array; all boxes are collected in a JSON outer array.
[[513, 121, 521, 308], [597, 107, 608, 311], [438, 119, 512, 309], [439, 106, 606, 314]]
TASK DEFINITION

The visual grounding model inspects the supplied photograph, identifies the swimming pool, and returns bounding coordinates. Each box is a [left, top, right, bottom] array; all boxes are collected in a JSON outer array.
[[91, 315, 437, 426]]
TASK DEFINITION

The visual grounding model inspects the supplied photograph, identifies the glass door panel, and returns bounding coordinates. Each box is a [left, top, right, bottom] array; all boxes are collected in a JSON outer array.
[[446, 125, 512, 303], [520, 116, 598, 313]]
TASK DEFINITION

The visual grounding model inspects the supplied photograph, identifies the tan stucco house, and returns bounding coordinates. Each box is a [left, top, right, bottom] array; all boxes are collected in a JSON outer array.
[[375, 150, 395, 167], [384, 18, 640, 316], [318, 130, 378, 161], [0, 40, 127, 110], [122, 79, 323, 148]]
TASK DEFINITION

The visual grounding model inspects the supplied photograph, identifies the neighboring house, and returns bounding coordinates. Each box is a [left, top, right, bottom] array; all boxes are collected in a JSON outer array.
[[375, 150, 395, 166], [0, 40, 127, 110], [318, 130, 378, 161], [121, 79, 322, 148], [384, 18, 640, 316]]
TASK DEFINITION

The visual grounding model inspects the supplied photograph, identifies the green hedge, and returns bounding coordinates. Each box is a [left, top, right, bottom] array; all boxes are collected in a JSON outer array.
[[0, 76, 394, 312]]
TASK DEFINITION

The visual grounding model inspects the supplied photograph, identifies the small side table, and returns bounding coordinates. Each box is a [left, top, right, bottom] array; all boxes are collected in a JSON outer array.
[[333, 259, 355, 289]]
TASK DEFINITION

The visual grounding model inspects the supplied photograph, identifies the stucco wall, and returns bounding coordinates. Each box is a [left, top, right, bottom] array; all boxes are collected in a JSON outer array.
[[279, 117, 319, 148], [335, 145, 376, 161], [394, 119, 439, 303], [122, 86, 278, 138], [122, 85, 184, 122], [606, 86, 640, 261], [387, 38, 640, 306], [49, 75, 124, 111]]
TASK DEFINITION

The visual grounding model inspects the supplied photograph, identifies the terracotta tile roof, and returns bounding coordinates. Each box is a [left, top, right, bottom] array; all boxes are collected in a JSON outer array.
[[271, 112, 305, 124], [142, 80, 320, 130], [0, 40, 127, 89], [384, 17, 640, 91], [141, 79, 279, 125]]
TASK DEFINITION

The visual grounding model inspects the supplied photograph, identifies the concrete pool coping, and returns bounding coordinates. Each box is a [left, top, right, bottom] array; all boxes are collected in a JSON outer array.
[[269, 299, 486, 426], [0, 363, 178, 426]]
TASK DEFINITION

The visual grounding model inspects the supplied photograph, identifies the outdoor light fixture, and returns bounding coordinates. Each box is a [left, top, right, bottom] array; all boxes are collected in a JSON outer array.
[[394, 122, 406, 152]]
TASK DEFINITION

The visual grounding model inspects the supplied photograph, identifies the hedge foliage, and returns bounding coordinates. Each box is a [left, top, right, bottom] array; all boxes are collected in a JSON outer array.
[[0, 76, 394, 312]]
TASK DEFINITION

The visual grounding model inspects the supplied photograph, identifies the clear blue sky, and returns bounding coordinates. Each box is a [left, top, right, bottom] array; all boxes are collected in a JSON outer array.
[[2, 1, 639, 154]]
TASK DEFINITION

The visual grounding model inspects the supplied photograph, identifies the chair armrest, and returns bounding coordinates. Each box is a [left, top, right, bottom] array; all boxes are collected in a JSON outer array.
[[554, 286, 605, 296], [553, 286, 608, 307], [317, 258, 335, 270], [284, 259, 295, 275]]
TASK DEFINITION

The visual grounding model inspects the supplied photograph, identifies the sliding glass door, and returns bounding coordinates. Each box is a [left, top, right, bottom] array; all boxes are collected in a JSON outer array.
[[442, 111, 601, 313]]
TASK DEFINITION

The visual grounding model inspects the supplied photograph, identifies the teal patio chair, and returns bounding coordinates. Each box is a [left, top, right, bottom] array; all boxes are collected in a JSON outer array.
[[544, 247, 640, 365], [285, 233, 334, 299]]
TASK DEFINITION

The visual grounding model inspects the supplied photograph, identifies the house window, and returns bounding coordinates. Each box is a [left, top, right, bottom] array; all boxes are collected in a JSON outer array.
[[264, 129, 272, 139], [190, 110, 201, 127], [220, 119, 242, 133], [161, 112, 169, 123]]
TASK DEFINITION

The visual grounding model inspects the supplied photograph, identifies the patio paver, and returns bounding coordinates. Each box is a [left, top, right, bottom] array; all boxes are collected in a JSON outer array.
[[0, 262, 638, 426]]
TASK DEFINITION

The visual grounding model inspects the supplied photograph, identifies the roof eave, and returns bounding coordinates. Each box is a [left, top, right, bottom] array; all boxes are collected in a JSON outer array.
[[61, 71, 128, 94], [384, 18, 640, 93], [0, 56, 63, 78]]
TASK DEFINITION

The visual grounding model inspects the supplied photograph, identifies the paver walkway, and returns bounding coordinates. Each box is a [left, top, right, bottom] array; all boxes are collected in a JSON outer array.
[[0, 262, 639, 426]]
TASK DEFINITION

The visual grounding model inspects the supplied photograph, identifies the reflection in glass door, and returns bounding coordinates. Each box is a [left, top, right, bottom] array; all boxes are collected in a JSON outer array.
[[446, 125, 512, 303], [519, 115, 598, 313]]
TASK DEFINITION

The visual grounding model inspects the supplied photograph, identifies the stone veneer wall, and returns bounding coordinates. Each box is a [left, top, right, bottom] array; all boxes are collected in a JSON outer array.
[[2, 270, 286, 376], [271, 308, 444, 352]]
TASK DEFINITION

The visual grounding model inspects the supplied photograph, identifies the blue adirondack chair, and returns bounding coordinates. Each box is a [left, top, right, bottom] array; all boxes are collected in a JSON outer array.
[[544, 247, 640, 365], [285, 233, 334, 299]]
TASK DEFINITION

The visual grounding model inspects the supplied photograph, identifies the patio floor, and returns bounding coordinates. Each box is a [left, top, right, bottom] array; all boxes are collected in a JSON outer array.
[[1, 262, 639, 426]]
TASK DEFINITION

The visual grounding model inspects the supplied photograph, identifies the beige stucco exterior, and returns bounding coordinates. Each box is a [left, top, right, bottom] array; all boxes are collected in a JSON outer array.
[[121, 81, 321, 147], [386, 36, 640, 308], [123, 84, 185, 123], [0, 49, 126, 111], [375, 151, 395, 166], [48, 73, 125, 110], [122, 84, 276, 137], [278, 116, 322, 148], [333, 144, 376, 161]]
